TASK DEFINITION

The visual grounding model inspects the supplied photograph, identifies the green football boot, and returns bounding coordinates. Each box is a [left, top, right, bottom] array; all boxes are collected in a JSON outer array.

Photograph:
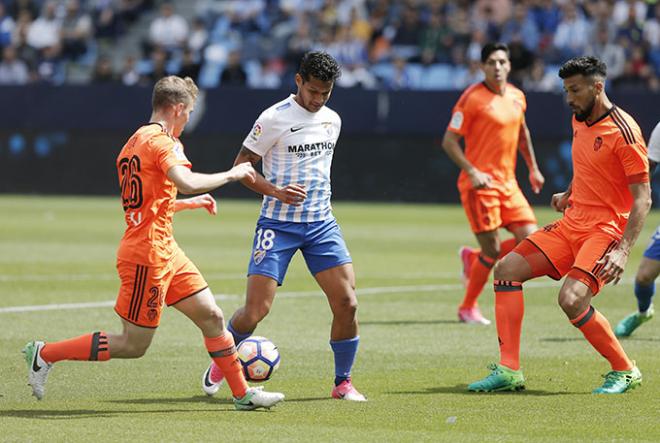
[[614, 305, 654, 338], [22, 341, 52, 400], [592, 365, 642, 394], [468, 363, 525, 392]]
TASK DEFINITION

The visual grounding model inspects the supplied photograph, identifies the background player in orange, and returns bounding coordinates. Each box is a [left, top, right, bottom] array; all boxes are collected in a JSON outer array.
[[468, 56, 651, 394], [442, 42, 545, 325], [22, 75, 285, 410]]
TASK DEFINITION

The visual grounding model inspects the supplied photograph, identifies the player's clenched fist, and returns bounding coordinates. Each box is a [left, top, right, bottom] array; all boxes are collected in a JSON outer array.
[[467, 168, 492, 189], [186, 193, 217, 215], [275, 184, 307, 206], [231, 162, 257, 183], [551, 191, 570, 213], [529, 168, 545, 194], [597, 247, 629, 285]]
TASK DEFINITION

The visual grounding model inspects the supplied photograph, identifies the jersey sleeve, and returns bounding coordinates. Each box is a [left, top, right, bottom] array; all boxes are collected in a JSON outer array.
[[446, 89, 475, 136], [518, 90, 527, 113], [243, 110, 280, 157], [614, 133, 649, 184], [150, 134, 192, 175], [647, 122, 660, 163]]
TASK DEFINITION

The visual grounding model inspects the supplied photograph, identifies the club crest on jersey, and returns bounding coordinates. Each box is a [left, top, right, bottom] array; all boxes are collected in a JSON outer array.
[[147, 309, 158, 322], [450, 111, 463, 130], [172, 142, 187, 161], [593, 136, 603, 151], [249, 123, 263, 142], [253, 249, 266, 265], [322, 122, 333, 137]]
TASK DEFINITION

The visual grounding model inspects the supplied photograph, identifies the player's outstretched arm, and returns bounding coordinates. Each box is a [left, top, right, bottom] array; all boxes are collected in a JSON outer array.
[[174, 194, 217, 215], [518, 120, 544, 194], [167, 163, 256, 195], [597, 181, 652, 285], [441, 130, 492, 189], [234, 146, 307, 206]]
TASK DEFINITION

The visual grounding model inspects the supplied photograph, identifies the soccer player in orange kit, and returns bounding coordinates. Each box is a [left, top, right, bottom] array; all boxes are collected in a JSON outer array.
[[442, 43, 544, 325], [22, 76, 285, 410], [468, 56, 651, 394]]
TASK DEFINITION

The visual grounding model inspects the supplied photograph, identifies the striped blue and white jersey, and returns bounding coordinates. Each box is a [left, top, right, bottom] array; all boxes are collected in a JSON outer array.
[[648, 121, 660, 163], [243, 94, 341, 222]]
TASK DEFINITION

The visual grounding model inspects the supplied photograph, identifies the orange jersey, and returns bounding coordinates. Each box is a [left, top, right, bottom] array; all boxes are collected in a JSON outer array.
[[116, 123, 192, 265], [447, 82, 526, 193], [564, 106, 649, 236]]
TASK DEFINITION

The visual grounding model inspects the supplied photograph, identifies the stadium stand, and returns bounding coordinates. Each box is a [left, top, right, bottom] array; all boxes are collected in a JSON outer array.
[[0, 0, 659, 91]]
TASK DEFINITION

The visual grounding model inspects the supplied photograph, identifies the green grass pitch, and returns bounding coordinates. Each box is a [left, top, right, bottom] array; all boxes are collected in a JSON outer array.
[[0, 195, 658, 442]]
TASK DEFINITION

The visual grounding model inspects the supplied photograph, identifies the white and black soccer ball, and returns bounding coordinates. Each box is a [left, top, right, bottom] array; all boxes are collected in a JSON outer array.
[[236, 336, 281, 382]]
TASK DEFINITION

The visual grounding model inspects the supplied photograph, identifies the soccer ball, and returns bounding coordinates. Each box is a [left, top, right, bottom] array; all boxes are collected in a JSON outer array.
[[236, 336, 281, 382]]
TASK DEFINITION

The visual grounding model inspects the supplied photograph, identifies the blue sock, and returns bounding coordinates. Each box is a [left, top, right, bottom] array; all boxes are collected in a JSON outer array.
[[330, 336, 359, 386], [227, 321, 252, 347], [635, 281, 655, 313]]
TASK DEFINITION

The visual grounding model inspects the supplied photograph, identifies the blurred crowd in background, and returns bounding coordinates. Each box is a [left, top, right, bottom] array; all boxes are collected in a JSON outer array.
[[1, 0, 659, 92]]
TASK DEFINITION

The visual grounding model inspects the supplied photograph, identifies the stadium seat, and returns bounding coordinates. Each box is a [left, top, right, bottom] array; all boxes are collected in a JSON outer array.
[[419, 64, 454, 90], [404, 64, 424, 89], [198, 62, 224, 89]]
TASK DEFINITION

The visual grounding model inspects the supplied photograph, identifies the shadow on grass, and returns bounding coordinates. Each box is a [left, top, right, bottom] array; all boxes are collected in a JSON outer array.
[[0, 396, 243, 420], [539, 337, 583, 343], [281, 396, 333, 403], [104, 395, 230, 405], [612, 337, 660, 342], [0, 406, 229, 420], [389, 384, 580, 397], [361, 319, 456, 326], [541, 336, 660, 343]]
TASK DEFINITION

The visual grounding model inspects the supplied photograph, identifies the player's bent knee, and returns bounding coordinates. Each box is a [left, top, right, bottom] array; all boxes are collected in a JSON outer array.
[[558, 289, 583, 317], [206, 307, 225, 326], [342, 299, 358, 316], [493, 258, 517, 281], [333, 295, 358, 319], [636, 270, 657, 287], [196, 308, 225, 334]]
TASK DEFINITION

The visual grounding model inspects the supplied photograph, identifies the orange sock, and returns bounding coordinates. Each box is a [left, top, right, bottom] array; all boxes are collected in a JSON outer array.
[[461, 254, 496, 308], [571, 306, 633, 371], [494, 280, 524, 370], [204, 333, 248, 398], [41, 332, 110, 363]]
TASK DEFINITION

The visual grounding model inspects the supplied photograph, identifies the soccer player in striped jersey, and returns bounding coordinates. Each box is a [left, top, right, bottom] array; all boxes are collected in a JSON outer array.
[[469, 56, 651, 394], [22, 76, 284, 410], [614, 121, 660, 337], [201, 51, 366, 402], [442, 43, 545, 325]]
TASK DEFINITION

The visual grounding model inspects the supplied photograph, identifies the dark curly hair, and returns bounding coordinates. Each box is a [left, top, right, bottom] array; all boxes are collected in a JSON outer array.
[[298, 51, 341, 83], [559, 56, 607, 80]]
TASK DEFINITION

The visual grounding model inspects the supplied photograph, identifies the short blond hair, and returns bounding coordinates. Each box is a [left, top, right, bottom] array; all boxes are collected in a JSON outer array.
[[152, 76, 199, 111]]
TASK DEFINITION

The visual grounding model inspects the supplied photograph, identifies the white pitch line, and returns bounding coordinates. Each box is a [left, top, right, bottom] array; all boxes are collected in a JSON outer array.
[[0, 280, 583, 314], [0, 279, 633, 315], [0, 273, 247, 282], [0, 271, 458, 282]]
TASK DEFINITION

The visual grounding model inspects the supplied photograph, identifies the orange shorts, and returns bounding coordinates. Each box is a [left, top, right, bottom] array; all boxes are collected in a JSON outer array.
[[524, 220, 620, 294], [460, 186, 536, 234], [115, 248, 208, 328]]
